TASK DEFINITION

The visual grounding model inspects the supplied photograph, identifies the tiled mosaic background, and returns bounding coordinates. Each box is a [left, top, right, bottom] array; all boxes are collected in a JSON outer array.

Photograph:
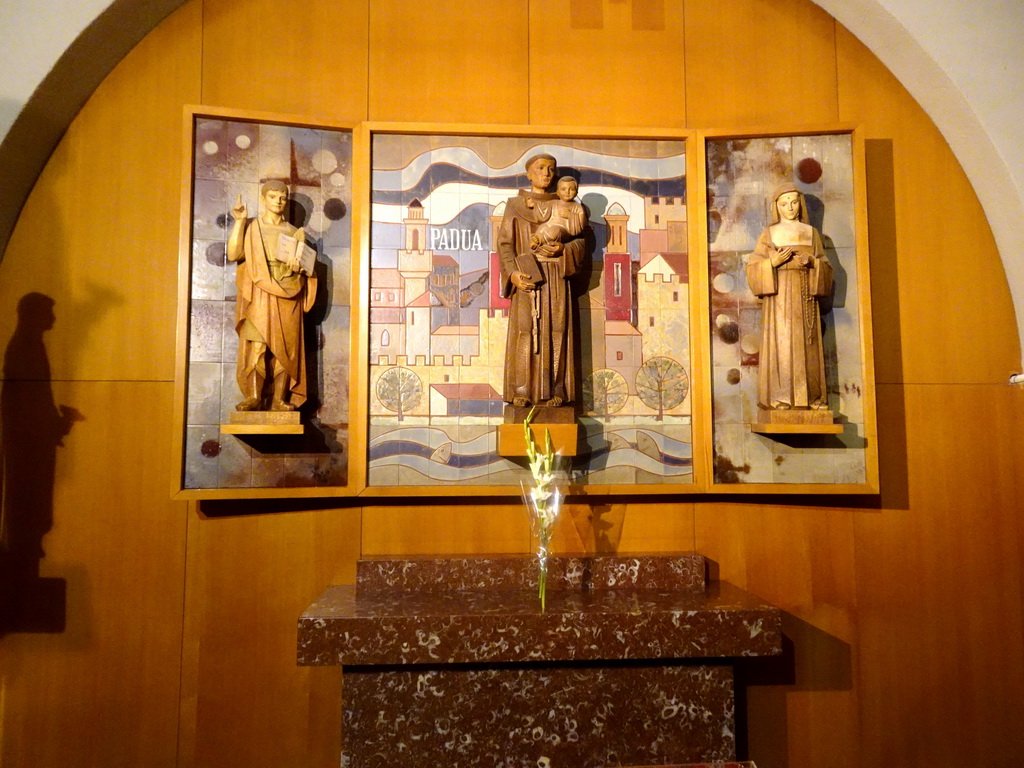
[[707, 134, 867, 484], [183, 119, 351, 489], [369, 135, 692, 487]]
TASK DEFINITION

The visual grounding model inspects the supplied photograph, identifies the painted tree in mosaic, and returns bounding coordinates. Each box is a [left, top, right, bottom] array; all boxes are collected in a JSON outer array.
[[706, 134, 867, 485], [368, 135, 693, 487], [582, 369, 629, 419], [377, 367, 423, 422], [636, 357, 689, 422]]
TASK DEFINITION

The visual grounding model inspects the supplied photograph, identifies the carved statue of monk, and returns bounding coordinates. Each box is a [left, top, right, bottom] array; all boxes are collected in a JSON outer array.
[[227, 180, 317, 411], [498, 154, 587, 407], [746, 182, 833, 412]]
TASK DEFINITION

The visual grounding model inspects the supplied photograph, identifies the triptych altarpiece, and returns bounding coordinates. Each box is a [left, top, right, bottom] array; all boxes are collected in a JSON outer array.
[[173, 108, 877, 499]]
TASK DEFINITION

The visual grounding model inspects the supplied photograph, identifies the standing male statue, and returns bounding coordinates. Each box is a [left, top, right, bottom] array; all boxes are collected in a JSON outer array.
[[227, 180, 317, 412], [498, 154, 587, 408]]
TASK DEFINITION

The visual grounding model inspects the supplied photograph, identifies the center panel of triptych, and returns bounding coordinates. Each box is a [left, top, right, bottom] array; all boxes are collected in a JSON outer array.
[[368, 135, 693, 489]]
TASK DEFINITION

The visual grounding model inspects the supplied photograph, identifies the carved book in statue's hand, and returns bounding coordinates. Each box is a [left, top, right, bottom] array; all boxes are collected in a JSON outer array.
[[276, 233, 317, 276], [514, 252, 544, 286]]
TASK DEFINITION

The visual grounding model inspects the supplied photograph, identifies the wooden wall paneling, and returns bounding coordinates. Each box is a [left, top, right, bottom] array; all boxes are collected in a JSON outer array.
[[853, 383, 1024, 768], [360, 501, 694, 560], [693, 500, 861, 767], [616, 501, 695, 552], [179, 505, 361, 768], [529, 0, 686, 127], [347, 123, 372, 493], [0, 0, 202, 384], [172, 106, 198, 499], [0, 139, 78, 378], [0, 381, 187, 768], [368, 0, 530, 124], [683, 0, 839, 127], [201, 0, 370, 122], [177, 502, 203, 768], [361, 503, 530, 555], [0, 6, 200, 767], [836, 26, 1021, 385], [849, 127, 879, 492], [858, 108, 904, 389], [552, 500, 695, 555], [689, 130, 715, 489], [555, 503, 596, 554]]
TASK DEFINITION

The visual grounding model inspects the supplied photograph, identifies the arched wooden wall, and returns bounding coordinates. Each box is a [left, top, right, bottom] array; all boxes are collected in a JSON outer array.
[[1, 1, 1022, 766]]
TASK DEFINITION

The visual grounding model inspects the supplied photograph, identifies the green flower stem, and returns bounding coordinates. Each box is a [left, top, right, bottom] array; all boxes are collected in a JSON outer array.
[[538, 528, 551, 612], [524, 406, 558, 613]]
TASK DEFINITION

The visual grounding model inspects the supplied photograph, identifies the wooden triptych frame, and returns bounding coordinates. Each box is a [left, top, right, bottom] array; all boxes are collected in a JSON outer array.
[[172, 106, 878, 500]]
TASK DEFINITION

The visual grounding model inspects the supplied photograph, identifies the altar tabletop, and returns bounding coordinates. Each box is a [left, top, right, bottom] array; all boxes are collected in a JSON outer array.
[[298, 555, 781, 666]]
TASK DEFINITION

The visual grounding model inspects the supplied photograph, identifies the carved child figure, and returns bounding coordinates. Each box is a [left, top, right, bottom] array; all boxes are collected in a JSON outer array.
[[529, 176, 586, 250]]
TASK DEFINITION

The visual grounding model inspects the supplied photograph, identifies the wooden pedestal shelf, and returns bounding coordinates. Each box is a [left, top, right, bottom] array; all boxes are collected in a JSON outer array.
[[498, 404, 579, 456], [220, 411, 304, 435], [751, 422, 844, 434], [497, 422, 579, 455], [751, 407, 843, 435], [297, 554, 782, 767]]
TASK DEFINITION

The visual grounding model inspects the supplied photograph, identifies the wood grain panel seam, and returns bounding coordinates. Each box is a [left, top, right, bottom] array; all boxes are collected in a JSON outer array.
[[681, 0, 689, 127], [365, 0, 371, 121], [832, 18, 841, 123], [197, 0, 204, 105], [527, 0, 533, 123], [175, 499, 198, 768]]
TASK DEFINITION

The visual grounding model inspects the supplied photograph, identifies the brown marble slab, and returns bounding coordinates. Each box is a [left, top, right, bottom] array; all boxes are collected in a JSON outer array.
[[344, 663, 737, 765], [356, 553, 707, 594], [342, 663, 736, 768], [298, 581, 781, 666]]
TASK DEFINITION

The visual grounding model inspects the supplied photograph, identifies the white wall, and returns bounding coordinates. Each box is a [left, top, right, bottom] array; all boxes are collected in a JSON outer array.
[[0, 0, 112, 137]]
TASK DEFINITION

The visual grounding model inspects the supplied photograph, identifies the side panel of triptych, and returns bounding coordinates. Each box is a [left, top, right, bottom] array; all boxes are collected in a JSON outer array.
[[704, 132, 875, 489], [176, 112, 354, 494], [366, 134, 695, 491]]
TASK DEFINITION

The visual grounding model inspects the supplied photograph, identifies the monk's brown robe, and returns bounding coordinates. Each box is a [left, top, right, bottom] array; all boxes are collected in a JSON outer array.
[[746, 225, 832, 410], [497, 190, 586, 406]]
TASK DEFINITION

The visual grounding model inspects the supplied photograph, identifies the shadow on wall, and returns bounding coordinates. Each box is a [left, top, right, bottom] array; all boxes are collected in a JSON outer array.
[[865, 139, 909, 510], [702, 556, 854, 767], [734, 612, 854, 768], [0, 293, 84, 635]]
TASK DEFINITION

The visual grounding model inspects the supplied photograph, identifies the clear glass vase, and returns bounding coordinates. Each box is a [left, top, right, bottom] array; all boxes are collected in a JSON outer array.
[[522, 477, 564, 612]]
